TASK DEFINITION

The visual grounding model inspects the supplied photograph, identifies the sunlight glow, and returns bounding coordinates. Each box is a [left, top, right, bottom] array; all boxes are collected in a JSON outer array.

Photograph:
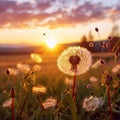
[[46, 37, 57, 48]]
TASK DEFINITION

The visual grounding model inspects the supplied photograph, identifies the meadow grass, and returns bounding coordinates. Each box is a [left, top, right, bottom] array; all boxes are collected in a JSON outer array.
[[0, 52, 120, 120]]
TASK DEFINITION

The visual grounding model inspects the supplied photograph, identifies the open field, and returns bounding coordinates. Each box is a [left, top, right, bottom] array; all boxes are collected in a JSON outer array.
[[0, 51, 120, 120]]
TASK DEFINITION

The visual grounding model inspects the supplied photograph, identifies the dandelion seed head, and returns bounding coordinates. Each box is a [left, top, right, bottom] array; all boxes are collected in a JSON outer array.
[[112, 64, 120, 73], [82, 96, 104, 112], [2, 98, 12, 108], [17, 63, 30, 73], [42, 97, 57, 109], [57, 46, 92, 76], [6, 68, 19, 76], [32, 64, 41, 71], [89, 76, 98, 83], [30, 53, 42, 63], [32, 85, 47, 94]]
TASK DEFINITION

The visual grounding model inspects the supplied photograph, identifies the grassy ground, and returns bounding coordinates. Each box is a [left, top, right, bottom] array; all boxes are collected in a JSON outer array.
[[0, 51, 120, 120]]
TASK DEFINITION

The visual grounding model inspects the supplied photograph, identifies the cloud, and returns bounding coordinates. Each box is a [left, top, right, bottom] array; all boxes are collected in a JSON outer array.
[[0, 0, 119, 29]]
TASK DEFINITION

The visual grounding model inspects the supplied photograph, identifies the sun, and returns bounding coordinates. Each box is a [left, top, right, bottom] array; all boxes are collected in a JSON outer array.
[[46, 37, 57, 49]]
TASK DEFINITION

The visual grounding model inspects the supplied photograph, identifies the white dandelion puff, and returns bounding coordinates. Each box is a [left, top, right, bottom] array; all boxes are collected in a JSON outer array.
[[82, 96, 104, 112], [112, 64, 120, 73], [17, 63, 30, 73], [32, 85, 47, 94], [30, 53, 42, 63], [32, 64, 41, 71], [57, 46, 92, 76], [6, 68, 19, 76], [2, 98, 12, 108], [42, 97, 57, 109], [89, 76, 98, 83]]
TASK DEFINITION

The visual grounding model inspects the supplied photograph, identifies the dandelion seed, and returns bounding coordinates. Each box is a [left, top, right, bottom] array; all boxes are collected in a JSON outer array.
[[17, 63, 30, 73], [65, 78, 73, 87], [6, 68, 19, 76], [57, 46, 92, 76], [32, 85, 47, 94], [32, 64, 41, 71], [2, 98, 12, 108], [42, 97, 57, 109], [89, 76, 98, 83], [82, 96, 104, 112], [30, 53, 42, 63]]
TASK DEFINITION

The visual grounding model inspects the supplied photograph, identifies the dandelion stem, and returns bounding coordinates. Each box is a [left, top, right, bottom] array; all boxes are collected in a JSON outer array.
[[107, 85, 113, 120], [72, 75, 76, 102], [11, 98, 14, 120], [97, 32, 100, 39], [17, 92, 28, 119], [114, 54, 117, 64], [10, 88, 15, 120]]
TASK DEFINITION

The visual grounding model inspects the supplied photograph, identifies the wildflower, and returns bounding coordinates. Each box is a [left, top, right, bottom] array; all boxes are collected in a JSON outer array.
[[32, 64, 41, 71], [57, 46, 92, 76], [82, 96, 104, 112], [42, 97, 57, 109], [17, 63, 30, 73], [2, 98, 12, 107], [6, 68, 19, 76], [92, 59, 104, 69], [30, 53, 42, 63], [112, 64, 120, 73], [32, 85, 47, 94], [89, 76, 98, 83], [65, 77, 73, 87]]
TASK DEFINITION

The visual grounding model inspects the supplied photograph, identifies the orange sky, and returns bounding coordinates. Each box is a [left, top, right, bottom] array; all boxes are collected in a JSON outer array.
[[0, 0, 119, 46]]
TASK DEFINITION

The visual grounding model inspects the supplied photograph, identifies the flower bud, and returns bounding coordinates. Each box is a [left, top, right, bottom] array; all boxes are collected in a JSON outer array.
[[105, 74, 112, 85]]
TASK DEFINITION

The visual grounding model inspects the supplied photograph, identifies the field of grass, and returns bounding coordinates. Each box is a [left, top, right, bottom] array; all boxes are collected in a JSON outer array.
[[0, 50, 120, 120]]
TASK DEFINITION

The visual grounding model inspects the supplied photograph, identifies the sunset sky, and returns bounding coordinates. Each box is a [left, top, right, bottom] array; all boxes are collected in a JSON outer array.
[[0, 0, 120, 46]]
